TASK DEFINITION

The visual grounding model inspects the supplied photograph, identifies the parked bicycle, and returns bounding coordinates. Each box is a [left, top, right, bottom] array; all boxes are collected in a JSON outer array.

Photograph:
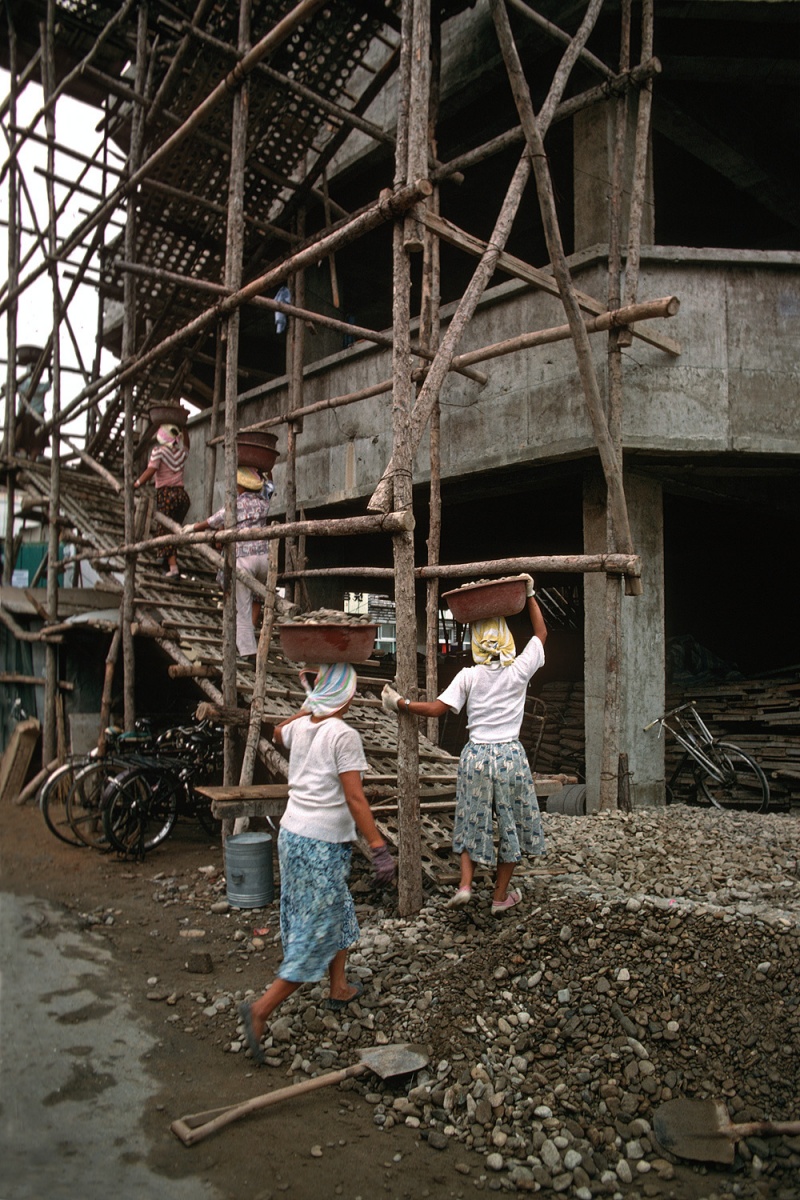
[[39, 719, 157, 847], [100, 721, 223, 856], [39, 718, 222, 851], [644, 701, 770, 813]]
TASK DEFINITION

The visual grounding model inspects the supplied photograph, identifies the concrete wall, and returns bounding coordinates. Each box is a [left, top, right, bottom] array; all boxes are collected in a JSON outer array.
[[182, 248, 800, 518]]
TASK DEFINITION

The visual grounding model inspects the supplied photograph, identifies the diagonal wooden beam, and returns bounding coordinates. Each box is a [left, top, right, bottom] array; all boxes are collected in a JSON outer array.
[[490, 0, 634, 556]]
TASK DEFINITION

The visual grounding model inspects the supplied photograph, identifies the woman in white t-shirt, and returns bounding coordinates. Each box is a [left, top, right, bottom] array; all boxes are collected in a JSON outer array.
[[237, 662, 395, 1065], [382, 576, 547, 915]]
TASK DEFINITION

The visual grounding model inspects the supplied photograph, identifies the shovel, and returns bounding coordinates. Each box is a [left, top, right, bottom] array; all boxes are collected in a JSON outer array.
[[171, 1042, 428, 1146], [653, 1098, 800, 1165]]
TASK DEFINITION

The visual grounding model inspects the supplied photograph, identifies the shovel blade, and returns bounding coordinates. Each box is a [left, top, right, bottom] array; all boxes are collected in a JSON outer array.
[[356, 1043, 428, 1079], [653, 1098, 736, 1165]]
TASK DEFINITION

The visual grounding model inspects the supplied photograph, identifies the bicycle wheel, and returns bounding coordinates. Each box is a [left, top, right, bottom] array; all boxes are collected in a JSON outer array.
[[698, 742, 770, 814], [66, 759, 120, 848], [102, 766, 179, 854], [39, 758, 93, 845], [193, 790, 222, 838]]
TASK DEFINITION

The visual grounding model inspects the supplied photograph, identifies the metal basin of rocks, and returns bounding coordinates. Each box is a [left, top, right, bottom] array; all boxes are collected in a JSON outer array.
[[278, 616, 377, 664], [442, 575, 528, 624]]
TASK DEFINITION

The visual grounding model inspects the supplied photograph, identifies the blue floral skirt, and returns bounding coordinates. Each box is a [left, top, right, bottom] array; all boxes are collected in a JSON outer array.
[[452, 739, 546, 867], [277, 828, 360, 983]]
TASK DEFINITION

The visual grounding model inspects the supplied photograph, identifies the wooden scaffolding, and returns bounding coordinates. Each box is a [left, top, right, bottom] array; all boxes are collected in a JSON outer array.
[[1, 0, 681, 913]]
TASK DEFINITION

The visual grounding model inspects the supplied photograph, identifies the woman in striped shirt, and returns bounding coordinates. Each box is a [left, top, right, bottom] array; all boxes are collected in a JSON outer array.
[[134, 424, 191, 577]]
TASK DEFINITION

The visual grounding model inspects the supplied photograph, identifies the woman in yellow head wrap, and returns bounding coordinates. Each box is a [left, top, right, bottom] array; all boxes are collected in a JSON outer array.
[[382, 575, 548, 914]]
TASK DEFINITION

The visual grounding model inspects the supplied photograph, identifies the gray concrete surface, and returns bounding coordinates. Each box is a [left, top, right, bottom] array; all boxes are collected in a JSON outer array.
[[0, 892, 219, 1200]]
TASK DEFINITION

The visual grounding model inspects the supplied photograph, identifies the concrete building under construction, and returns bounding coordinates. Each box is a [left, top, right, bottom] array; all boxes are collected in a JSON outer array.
[[2, 2, 799, 893]]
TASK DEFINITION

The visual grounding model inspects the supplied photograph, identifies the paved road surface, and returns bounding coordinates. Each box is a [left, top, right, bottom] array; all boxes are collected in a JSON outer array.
[[0, 892, 220, 1200]]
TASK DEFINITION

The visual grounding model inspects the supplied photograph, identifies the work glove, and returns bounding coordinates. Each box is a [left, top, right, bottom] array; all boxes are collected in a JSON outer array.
[[519, 572, 535, 597], [182, 523, 195, 534], [381, 683, 402, 714], [371, 843, 396, 885]]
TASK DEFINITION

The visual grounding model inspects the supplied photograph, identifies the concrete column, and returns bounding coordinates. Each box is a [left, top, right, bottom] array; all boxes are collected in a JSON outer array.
[[573, 101, 654, 253], [583, 470, 665, 809]]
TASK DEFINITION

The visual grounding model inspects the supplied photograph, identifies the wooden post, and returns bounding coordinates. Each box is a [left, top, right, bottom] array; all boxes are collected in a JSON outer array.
[[284, 208, 306, 607], [120, 2, 148, 734], [422, 11, 442, 745], [619, 0, 654, 346], [220, 0, 251, 792], [490, 0, 634, 560], [238, 551, 280, 799], [42, 4, 61, 766], [204, 328, 224, 516], [391, 0, 425, 917], [3, 11, 19, 586]]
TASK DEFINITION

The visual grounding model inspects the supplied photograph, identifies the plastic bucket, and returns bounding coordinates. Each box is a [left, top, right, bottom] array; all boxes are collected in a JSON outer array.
[[225, 832, 274, 907]]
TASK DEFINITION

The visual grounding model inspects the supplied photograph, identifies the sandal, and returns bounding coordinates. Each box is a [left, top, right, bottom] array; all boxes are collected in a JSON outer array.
[[446, 886, 472, 908], [324, 981, 364, 1011], [238, 1001, 265, 1064], [491, 889, 521, 915]]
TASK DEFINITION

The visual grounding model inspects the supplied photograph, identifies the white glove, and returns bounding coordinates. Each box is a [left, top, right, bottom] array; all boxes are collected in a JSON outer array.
[[182, 523, 195, 534], [381, 683, 402, 714], [519, 573, 535, 597]]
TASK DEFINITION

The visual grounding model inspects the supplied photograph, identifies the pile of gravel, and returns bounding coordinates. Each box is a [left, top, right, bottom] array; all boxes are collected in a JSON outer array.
[[178, 807, 800, 1196]]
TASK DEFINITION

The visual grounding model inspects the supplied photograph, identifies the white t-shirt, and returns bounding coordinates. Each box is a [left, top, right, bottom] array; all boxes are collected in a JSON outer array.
[[438, 636, 545, 743], [279, 715, 368, 843]]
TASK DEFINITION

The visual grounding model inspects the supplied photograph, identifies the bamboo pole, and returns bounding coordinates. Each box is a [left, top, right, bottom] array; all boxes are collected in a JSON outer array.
[[277, 552, 642, 580], [204, 329, 224, 516], [105, 509, 416, 561], [239, 551, 280, 793], [369, 0, 606, 517], [598, 0, 632, 815], [490, 0, 635, 560], [391, 0, 424, 918], [113, 260, 486, 389], [431, 58, 660, 184], [3, 11, 19, 586], [42, 4, 61, 766], [417, 210, 680, 358], [369, 151, 532, 515], [423, 11, 442, 746], [120, 3, 149, 734], [619, 0, 654, 346], [220, 0, 252, 794]]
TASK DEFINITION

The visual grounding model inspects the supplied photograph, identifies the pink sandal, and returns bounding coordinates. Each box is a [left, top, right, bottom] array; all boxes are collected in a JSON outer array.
[[491, 889, 521, 915], [446, 886, 472, 908]]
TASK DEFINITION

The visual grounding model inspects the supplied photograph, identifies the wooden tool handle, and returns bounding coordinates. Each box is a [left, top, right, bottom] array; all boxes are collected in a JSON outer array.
[[171, 1061, 367, 1146], [729, 1120, 800, 1139]]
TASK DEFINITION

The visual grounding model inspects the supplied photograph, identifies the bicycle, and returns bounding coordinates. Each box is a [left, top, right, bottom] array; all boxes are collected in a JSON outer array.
[[644, 701, 770, 813], [40, 719, 157, 847], [100, 721, 223, 856]]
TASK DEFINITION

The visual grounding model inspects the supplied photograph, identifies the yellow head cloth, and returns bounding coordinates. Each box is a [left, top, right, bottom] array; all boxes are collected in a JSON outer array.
[[471, 616, 516, 666], [236, 466, 263, 490]]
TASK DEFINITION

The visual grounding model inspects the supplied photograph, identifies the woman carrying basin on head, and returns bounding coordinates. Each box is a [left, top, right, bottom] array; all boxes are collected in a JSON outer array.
[[382, 575, 547, 914]]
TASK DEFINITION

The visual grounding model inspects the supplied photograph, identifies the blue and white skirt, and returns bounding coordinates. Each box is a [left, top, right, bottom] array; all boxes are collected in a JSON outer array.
[[277, 828, 360, 983]]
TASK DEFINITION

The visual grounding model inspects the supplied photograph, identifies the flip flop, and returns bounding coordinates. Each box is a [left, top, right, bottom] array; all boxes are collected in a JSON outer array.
[[323, 981, 364, 1011], [238, 1000, 265, 1064]]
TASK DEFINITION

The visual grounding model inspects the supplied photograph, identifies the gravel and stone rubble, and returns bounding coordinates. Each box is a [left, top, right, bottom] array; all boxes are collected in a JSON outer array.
[[148, 807, 800, 1198]]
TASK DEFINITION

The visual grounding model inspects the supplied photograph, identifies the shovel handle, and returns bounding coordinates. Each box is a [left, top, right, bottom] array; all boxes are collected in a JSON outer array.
[[171, 1061, 367, 1146], [729, 1120, 800, 1140]]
